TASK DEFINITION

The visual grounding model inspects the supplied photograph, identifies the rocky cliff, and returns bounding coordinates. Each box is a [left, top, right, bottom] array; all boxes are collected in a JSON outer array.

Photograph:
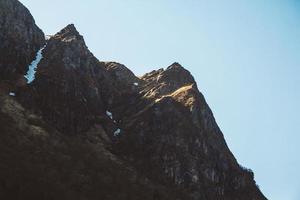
[[0, 0, 44, 89], [0, 1, 267, 200]]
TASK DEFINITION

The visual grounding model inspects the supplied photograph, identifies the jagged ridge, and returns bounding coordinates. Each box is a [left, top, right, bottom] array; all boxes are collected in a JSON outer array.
[[0, 1, 267, 200]]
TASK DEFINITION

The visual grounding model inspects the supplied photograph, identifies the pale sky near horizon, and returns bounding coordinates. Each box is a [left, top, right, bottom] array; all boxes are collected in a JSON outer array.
[[20, 0, 300, 199]]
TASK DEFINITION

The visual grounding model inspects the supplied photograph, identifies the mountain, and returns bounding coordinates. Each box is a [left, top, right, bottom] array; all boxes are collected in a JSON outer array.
[[0, 0, 44, 88], [0, 0, 267, 200]]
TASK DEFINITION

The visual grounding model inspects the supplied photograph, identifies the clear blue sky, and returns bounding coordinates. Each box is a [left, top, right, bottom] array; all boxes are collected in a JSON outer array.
[[21, 0, 300, 199]]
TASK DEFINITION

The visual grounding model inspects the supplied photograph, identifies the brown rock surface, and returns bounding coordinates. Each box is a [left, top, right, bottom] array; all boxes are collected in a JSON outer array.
[[0, 1, 267, 200]]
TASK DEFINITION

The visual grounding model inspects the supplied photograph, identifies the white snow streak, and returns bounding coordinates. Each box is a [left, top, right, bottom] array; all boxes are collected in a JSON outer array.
[[106, 110, 113, 119], [24, 45, 46, 84], [114, 128, 121, 136]]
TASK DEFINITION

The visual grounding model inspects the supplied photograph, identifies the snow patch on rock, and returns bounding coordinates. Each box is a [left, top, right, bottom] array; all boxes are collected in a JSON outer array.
[[45, 35, 52, 40], [24, 45, 46, 84], [114, 128, 121, 136], [106, 110, 113, 119]]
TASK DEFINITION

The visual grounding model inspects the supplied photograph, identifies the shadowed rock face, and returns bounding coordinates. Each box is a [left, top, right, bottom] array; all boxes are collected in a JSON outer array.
[[0, 0, 45, 87], [0, 1, 267, 200], [21, 24, 112, 134]]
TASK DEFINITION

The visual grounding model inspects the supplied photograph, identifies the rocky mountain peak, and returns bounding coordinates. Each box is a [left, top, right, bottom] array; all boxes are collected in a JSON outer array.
[[139, 63, 196, 99], [53, 24, 83, 43], [167, 61, 183, 69], [162, 62, 196, 85], [39, 24, 95, 74], [104, 62, 142, 91], [19, 25, 125, 135], [0, 1, 267, 200]]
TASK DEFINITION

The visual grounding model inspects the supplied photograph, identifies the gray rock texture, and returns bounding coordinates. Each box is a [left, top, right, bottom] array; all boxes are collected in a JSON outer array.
[[0, 1, 267, 200], [0, 0, 45, 88]]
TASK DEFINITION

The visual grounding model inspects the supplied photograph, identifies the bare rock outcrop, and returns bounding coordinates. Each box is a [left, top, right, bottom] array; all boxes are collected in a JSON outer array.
[[0, 1, 267, 200], [0, 0, 45, 88]]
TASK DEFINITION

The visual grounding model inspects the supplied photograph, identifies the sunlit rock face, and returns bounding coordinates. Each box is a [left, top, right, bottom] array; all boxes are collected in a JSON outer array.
[[0, 0, 45, 86], [0, 1, 267, 200], [115, 64, 266, 200]]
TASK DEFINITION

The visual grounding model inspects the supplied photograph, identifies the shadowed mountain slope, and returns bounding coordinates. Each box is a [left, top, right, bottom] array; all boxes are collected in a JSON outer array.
[[0, 0, 44, 89], [0, 1, 267, 200]]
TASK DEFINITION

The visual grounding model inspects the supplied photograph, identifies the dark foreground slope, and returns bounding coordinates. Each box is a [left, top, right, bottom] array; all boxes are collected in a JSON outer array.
[[0, 1, 267, 200]]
